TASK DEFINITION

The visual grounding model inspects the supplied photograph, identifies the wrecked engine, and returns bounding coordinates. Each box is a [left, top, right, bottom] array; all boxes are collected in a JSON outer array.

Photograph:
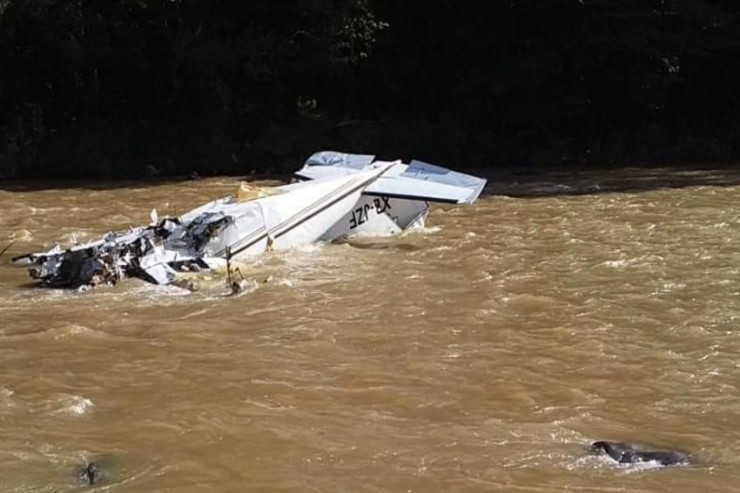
[[12, 211, 230, 288]]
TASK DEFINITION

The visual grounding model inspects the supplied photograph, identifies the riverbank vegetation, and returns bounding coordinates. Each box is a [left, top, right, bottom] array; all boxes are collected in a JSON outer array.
[[1, 0, 739, 179]]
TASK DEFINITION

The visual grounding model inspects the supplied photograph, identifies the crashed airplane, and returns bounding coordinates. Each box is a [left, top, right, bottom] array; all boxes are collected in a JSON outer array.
[[12, 151, 487, 288]]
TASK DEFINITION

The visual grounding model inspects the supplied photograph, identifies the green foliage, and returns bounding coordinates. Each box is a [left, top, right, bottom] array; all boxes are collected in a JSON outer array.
[[0, 0, 739, 178]]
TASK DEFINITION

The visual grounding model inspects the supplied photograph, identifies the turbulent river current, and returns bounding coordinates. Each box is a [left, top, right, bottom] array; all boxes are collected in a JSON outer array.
[[1, 166, 740, 492]]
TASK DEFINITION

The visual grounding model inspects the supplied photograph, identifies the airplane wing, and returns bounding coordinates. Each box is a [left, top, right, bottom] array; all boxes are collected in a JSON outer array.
[[294, 151, 376, 180], [295, 152, 487, 205]]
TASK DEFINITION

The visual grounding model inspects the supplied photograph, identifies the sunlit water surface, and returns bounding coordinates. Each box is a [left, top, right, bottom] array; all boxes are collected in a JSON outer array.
[[1, 168, 740, 492]]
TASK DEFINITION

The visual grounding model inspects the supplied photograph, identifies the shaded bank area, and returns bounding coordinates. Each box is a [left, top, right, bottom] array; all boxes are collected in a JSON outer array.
[[2, 1, 740, 180], [3, 161, 740, 199], [482, 162, 740, 197]]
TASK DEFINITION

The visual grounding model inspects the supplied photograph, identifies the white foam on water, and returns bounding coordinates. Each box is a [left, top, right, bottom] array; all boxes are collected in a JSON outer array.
[[0, 388, 15, 411], [603, 259, 633, 269], [654, 281, 687, 294], [54, 395, 94, 416], [51, 324, 93, 340], [407, 225, 440, 236], [286, 242, 325, 254], [616, 459, 672, 474], [10, 229, 33, 242]]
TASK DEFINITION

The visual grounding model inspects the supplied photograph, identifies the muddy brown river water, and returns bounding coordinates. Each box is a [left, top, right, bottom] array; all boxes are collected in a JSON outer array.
[[2, 167, 740, 492]]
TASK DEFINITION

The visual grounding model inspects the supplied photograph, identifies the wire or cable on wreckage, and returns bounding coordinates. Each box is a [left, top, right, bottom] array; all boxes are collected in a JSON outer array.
[[0, 241, 15, 260]]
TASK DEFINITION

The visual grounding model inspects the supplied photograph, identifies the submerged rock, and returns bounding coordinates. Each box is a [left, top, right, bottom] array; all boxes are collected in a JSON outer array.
[[590, 441, 691, 466], [77, 462, 97, 485]]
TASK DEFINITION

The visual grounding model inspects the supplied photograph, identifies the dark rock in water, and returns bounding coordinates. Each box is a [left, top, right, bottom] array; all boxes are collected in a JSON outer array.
[[73, 456, 121, 487], [78, 462, 97, 485], [590, 441, 690, 466]]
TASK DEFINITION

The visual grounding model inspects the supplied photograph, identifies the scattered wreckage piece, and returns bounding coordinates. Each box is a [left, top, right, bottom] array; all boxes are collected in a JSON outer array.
[[13, 152, 487, 289], [12, 213, 216, 288]]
